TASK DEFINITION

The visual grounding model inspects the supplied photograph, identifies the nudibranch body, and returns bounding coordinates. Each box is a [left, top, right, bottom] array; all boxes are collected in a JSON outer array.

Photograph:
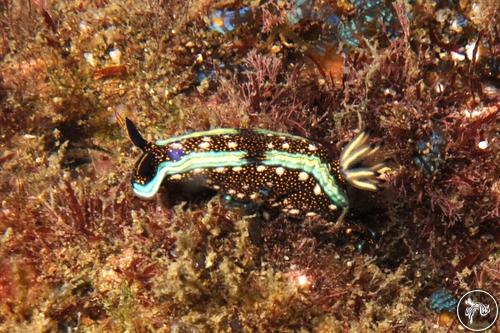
[[126, 119, 384, 222]]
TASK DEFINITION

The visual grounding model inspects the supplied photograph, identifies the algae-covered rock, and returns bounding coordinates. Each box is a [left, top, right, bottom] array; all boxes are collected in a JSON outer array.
[[1, 0, 498, 331]]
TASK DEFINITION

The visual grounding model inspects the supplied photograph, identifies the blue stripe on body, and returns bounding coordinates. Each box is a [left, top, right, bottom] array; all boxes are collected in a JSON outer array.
[[133, 151, 247, 198]]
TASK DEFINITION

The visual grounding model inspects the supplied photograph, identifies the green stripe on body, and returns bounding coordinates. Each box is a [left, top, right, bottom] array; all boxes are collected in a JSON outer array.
[[263, 150, 348, 207], [252, 129, 307, 141], [156, 129, 240, 145], [156, 128, 307, 146]]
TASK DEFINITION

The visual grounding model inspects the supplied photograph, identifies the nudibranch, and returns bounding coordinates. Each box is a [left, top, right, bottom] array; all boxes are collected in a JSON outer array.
[[126, 118, 385, 222]]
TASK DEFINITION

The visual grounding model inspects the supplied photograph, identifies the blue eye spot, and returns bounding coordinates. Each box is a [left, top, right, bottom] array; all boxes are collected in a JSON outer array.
[[168, 148, 185, 161]]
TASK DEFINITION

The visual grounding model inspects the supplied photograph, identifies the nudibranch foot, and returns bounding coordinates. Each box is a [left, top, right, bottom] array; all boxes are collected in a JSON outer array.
[[221, 194, 258, 214]]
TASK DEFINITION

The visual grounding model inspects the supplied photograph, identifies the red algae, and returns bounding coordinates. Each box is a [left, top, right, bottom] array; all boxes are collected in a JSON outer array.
[[0, 0, 498, 332]]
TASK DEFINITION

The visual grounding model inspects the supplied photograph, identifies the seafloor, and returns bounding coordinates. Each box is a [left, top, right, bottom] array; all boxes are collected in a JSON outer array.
[[0, 0, 498, 332]]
